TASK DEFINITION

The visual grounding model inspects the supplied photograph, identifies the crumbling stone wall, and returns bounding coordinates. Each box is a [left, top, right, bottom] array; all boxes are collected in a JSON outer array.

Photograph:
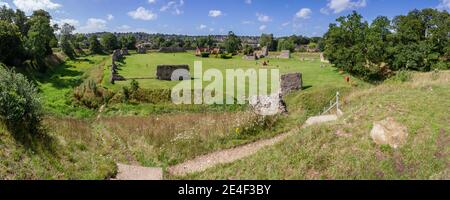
[[278, 50, 290, 59], [137, 45, 147, 54], [156, 65, 190, 81], [281, 73, 302, 95]]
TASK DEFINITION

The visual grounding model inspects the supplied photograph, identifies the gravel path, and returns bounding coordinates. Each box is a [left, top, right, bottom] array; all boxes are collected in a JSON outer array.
[[168, 131, 295, 176], [114, 164, 163, 180]]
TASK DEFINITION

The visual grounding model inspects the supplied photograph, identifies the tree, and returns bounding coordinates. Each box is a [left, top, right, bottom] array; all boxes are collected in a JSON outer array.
[[74, 33, 88, 50], [100, 32, 119, 52], [323, 11, 370, 78], [224, 31, 241, 54], [88, 35, 103, 54], [243, 44, 254, 55], [0, 5, 14, 23], [259, 33, 275, 50], [119, 34, 137, 50], [0, 20, 24, 66], [13, 9, 29, 37], [60, 23, 76, 59], [277, 38, 295, 52], [26, 10, 56, 69]]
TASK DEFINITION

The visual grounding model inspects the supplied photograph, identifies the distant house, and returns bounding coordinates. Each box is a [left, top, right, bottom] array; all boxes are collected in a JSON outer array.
[[195, 47, 223, 56]]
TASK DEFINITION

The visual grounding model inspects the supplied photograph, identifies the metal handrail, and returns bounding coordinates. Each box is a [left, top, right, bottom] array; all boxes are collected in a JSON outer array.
[[320, 92, 340, 115]]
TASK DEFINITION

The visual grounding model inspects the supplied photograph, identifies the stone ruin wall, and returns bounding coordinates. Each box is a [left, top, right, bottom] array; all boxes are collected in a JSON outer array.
[[281, 73, 302, 96], [156, 65, 190, 81]]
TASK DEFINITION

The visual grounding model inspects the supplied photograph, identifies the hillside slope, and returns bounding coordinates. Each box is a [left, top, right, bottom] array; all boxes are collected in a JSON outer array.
[[185, 71, 450, 180]]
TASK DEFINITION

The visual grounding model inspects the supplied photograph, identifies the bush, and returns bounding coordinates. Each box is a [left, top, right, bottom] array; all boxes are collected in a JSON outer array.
[[201, 52, 210, 58], [220, 53, 233, 59], [0, 65, 42, 132], [122, 86, 130, 103], [392, 70, 412, 82], [130, 79, 139, 93], [73, 79, 106, 109]]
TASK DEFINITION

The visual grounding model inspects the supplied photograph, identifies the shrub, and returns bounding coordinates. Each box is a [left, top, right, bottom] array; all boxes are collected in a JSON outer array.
[[130, 79, 139, 94], [220, 53, 233, 59], [122, 86, 130, 103], [201, 52, 210, 58], [392, 70, 412, 82], [73, 79, 105, 109], [0, 65, 42, 132]]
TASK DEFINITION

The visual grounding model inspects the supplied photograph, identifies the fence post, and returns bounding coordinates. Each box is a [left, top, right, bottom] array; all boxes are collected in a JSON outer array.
[[336, 92, 340, 113]]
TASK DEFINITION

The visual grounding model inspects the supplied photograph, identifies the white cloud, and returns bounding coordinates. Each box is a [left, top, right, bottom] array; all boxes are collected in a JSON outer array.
[[256, 13, 272, 22], [324, 0, 367, 14], [245, 0, 252, 4], [160, 0, 184, 15], [209, 28, 214, 32], [78, 18, 107, 33], [128, 7, 157, 20], [198, 24, 207, 30], [259, 25, 267, 31], [282, 22, 290, 27], [242, 20, 254, 24], [107, 14, 114, 21], [208, 10, 223, 17], [148, 0, 156, 4], [13, 0, 61, 13], [438, 0, 450, 9], [0, 1, 9, 8], [295, 8, 312, 19], [320, 8, 330, 15]]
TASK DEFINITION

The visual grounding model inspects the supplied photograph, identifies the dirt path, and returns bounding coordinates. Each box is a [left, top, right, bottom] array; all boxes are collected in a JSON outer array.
[[168, 130, 295, 177], [114, 163, 163, 180]]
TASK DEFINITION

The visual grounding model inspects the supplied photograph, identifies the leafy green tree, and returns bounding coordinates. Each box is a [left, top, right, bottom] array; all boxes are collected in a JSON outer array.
[[100, 32, 119, 52], [74, 33, 88, 50], [366, 16, 392, 65], [243, 44, 254, 55], [26, 10, 56, 68], [277, 38, 296, 52], [60, 23, 76, 59], [0, 20, 24, 66], [88, 35, 103, 54], [224, 31, 241, 54], [259, 33, 275, 50], [0, 5, 14, 23], [119, 34, 137, 50], [323, 11, 370, 78], [13, 9, 29, 37]]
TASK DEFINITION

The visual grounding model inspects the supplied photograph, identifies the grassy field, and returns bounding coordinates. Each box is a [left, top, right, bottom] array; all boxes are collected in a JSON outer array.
[[102, 51, 352, 92], [182, 71, 450, 180]]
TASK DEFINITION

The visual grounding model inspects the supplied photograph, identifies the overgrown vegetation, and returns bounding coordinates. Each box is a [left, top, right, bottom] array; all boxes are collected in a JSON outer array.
[[0, 65, 42, 133]]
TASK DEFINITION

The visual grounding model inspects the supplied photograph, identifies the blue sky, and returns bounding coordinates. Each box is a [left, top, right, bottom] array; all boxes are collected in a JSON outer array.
[[1, 0, 449, 36]]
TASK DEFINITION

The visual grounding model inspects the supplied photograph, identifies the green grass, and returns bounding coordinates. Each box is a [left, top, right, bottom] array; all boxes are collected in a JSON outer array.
[[34, 55, 109, 117], [182, 71, 450, 180], [103, 51, 352, 91]]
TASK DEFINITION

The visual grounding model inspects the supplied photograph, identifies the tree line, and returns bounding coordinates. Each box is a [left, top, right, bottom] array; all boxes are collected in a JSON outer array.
[[0, 6, 138, 70], [323, 9, 449, 80]]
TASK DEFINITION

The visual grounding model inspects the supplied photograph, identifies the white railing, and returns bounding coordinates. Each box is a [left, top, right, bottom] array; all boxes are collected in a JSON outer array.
[[320, 92, 341, 116]]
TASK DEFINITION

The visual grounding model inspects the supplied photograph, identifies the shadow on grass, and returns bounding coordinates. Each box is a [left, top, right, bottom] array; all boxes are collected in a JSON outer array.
[[5, 122, 58, 156], [35, 62, 85, 89], [302, 85, 313, 90]]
